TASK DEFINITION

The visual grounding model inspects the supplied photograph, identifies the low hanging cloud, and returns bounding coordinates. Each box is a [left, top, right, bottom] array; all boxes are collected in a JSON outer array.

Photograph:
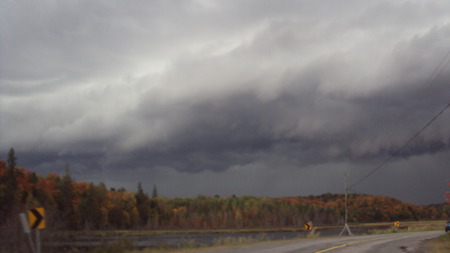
[[1, 0, 449, 204]]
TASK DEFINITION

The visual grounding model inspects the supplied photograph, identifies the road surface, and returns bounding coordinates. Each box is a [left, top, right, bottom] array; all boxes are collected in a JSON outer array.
[[191, 231, 442, 253]]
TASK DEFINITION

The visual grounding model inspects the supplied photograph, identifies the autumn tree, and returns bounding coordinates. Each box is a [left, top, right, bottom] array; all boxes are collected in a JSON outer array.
[[78, 183, 108, 229], [446, 181, 449, 203], [2, 160, 449, 231], [108, 190, 139, 229]]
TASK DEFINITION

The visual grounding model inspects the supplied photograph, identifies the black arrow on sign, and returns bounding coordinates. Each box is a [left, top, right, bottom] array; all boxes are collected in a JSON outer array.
[[304, 222, 311, 230], [30, 208, 43, 229]]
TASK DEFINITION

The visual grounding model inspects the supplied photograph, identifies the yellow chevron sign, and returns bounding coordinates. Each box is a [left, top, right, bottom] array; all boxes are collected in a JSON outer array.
[[28, 207, 45, 229], [304, 222, 312, 230]]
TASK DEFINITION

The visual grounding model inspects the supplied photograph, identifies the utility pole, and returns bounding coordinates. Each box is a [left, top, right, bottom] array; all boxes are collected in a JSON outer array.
[[339, 173, 353, 236]]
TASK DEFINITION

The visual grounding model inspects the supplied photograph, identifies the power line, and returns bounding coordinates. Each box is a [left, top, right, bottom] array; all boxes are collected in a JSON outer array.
[[416, 50, 450, 98], [350, 46, 450, 189], [349, 48, 450, 178], [350, 102, 450, 189]]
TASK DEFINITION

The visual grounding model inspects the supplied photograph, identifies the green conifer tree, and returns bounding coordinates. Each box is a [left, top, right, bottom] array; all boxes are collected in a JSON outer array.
[[152, 184, 158, 198], [0, 148, 19, 219]]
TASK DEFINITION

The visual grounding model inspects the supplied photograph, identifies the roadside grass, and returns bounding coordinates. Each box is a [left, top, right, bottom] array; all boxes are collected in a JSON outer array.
[[366, 220, 445, 235], [424, 232, 450, 253], [306, 228, 320, 239], [53, 220, 446, 238]]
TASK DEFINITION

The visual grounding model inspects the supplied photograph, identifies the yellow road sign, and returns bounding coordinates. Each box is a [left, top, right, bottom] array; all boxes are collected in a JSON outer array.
[[394, 221, 400, 227], [304, 222, 311, 230], [28, 207, 45, 229]]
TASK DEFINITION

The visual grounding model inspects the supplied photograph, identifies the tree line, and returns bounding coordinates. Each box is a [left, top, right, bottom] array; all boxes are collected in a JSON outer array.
[[0, 148, 449, 231]]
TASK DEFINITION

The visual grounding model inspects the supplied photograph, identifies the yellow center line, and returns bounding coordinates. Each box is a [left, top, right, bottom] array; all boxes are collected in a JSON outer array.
[[315, 237, 383, 253], [315, 243, 351, 253]]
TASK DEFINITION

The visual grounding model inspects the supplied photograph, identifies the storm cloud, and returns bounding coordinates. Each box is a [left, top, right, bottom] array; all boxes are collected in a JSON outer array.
[[1, 0, 449, 204]]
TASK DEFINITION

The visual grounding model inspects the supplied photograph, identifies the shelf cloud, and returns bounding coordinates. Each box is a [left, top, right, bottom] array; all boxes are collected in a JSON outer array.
[[1, 0, 449, 204]]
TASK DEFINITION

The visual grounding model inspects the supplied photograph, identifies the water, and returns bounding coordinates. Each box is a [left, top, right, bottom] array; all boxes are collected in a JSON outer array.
[[45, 227, 384, 250]]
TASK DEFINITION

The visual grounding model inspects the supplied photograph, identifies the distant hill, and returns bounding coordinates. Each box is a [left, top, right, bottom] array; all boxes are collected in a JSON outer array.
[[1, 160, 449, 230], [280, 193, 449, 223]]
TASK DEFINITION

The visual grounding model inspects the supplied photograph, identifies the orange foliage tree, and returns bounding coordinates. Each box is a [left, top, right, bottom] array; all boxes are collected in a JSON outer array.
[[1, 150, 450, 231], [446, 180, 450, 203]]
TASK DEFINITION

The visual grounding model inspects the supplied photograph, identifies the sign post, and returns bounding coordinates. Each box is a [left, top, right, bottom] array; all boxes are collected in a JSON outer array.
[[36, 230, 41, 253], [19, 213, 36, 253], [28, 207, 45, 253], [394, 221, 400, 231]]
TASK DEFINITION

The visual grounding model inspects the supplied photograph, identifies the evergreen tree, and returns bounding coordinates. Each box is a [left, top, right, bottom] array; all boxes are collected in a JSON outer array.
[[5, 148, 18, 194], [0, 148, 19, 219], [136, 182, 149, 226], [29, 172, 38, 184], [0, 156, 6, 220], [152, 184, 158, 198], [55, 166, 78, 229], [7, 148, 17, 171], [150, 184, 160, 228], [136, 182, 147, 203], [79, 183, 107, 229]]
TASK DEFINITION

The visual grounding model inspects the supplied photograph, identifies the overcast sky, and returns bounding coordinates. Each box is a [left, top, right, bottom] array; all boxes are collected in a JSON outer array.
[[1, 0, 449, 205]]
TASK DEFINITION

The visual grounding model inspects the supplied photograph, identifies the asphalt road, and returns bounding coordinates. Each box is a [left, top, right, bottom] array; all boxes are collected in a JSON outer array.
[[191, 231, 443, 253]]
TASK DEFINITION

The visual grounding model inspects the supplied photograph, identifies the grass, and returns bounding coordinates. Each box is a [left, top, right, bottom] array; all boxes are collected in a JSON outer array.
[[91, 240, 134, 253], [366, 220, 446, 235], [424, 232, 450, 253], [306, 228, 320, 239], [52, 220, 445, 238]]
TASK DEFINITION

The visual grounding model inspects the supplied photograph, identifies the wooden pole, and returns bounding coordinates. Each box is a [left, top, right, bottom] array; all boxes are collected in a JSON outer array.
[[339, 173, 353, 236]]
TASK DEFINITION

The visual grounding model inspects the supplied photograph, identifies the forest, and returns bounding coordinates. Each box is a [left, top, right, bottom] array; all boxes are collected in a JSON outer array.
[[0, 148, 449, 232]]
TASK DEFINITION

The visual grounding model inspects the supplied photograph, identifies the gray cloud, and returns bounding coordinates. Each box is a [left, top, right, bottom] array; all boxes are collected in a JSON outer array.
[[1, 0, 449, 205]]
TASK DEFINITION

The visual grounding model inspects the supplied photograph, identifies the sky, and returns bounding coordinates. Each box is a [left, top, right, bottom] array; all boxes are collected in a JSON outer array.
[[1, 0, 449, 205]]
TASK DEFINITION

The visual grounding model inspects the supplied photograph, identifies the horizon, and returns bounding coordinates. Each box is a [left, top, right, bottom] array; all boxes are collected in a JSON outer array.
[[2, 156, 448, 207]]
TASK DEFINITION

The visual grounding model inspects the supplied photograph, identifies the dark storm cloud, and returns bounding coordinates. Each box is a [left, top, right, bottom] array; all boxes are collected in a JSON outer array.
[[1, 0, 449, 204]]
